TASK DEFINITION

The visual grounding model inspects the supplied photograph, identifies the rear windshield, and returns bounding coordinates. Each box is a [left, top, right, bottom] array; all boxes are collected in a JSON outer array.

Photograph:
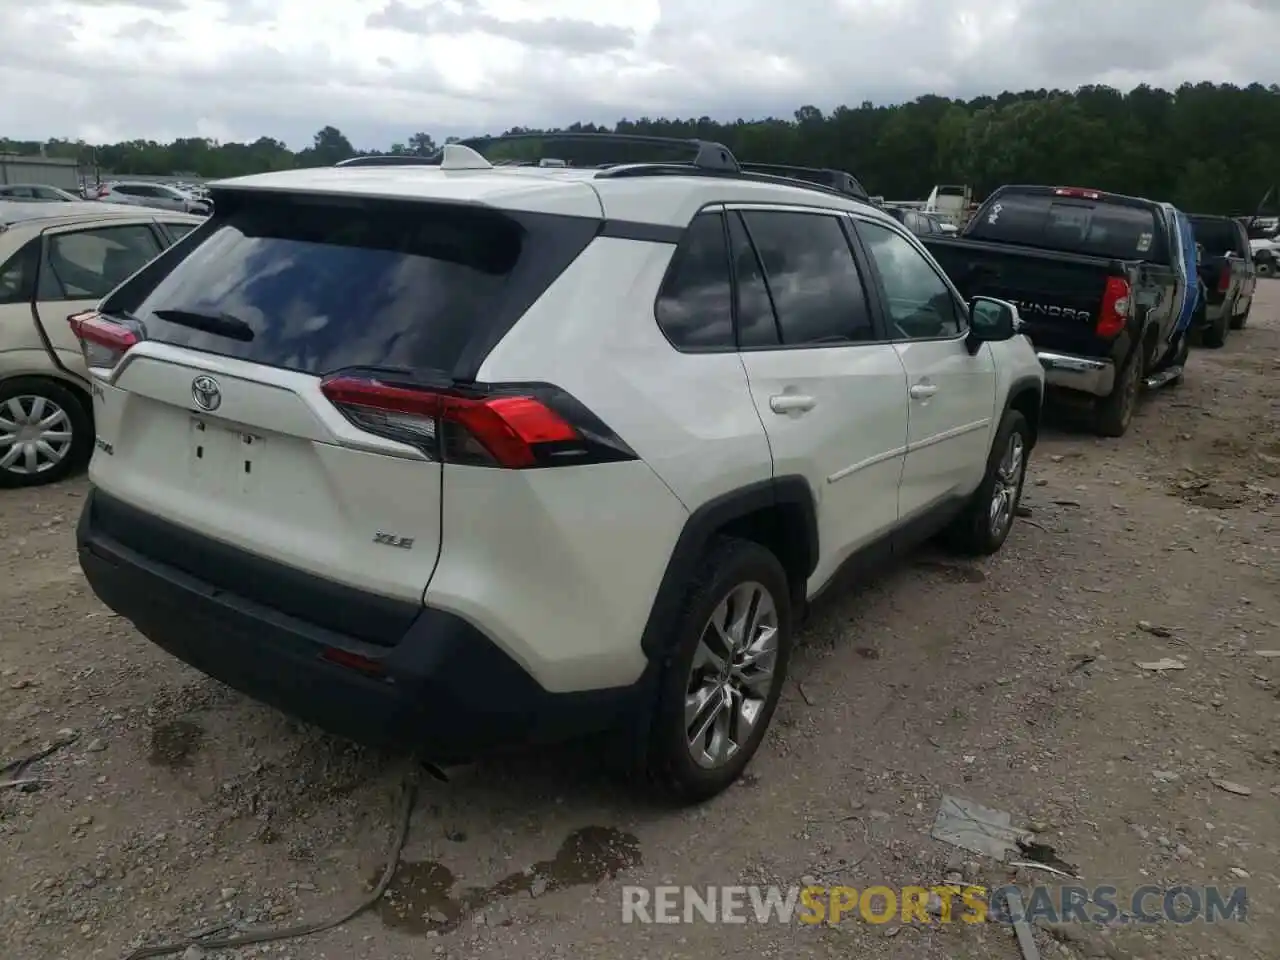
[[108, 192, 596, 378], [1189, 217, 1242, 256], [966, 192, 1166, 263]]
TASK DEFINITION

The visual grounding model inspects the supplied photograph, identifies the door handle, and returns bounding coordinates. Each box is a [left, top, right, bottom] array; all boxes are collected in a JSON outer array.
[[769, 394, 816, 414], [909, 383, 938, 400]]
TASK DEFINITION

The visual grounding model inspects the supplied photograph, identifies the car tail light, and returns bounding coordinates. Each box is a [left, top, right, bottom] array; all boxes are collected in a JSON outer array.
[[1096, 277, 1130, 338], [1054, 187, 1102, 200], [68, 311, 142, 376], [320, 375, 636, 469], [1217, 263, 1231, 293]]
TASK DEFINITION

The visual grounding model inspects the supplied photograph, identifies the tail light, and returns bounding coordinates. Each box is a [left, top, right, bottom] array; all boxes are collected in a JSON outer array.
[[68, 311, 141, 377], [1054, 187, 1102, 200], [1217, 264, 1231, 293], [1096, 277, 1130, 338], [320, 375, 636, 469]]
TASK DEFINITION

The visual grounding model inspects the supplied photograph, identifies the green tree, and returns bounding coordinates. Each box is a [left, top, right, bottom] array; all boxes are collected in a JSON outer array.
[[6, 81, 1279, 214]]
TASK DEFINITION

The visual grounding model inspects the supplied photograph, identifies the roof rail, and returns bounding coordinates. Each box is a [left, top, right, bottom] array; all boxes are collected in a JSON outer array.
[[454, 132, 739, 172], [331, 133, 874, 208], [335, 154, 438, 167], [737, 162, 869, 201]]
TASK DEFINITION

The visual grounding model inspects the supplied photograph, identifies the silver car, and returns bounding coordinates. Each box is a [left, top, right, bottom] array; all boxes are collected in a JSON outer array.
[[97, 181, 210, 215], [0, 184, 81, 202]]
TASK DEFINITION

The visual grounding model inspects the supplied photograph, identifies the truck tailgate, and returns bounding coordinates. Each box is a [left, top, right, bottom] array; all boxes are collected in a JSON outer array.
[[924, 237, 1127, 359]]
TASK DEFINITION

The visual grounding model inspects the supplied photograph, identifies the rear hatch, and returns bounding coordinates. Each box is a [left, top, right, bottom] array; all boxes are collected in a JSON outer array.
[[80, 185, 599, 640]]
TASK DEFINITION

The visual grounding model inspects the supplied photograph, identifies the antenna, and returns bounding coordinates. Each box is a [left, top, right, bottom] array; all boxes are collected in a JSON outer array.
[[439, 143, 493, 171]]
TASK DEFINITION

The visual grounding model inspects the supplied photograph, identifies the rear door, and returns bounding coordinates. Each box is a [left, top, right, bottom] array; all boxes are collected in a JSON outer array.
[[730, 206, 909, 590], [854, 217, 996, 516], [85, 191, 595, 607], [34, 218, 167, 378]]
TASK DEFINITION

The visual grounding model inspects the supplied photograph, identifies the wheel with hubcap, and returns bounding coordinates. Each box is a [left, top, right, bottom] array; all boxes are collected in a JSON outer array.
[[644, 537, 792, 803], [946, 409, 1030, 556], [0, 378, 93, 488]]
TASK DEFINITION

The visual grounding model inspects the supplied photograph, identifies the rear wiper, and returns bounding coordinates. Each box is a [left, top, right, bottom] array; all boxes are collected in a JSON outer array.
[[151, 308, 255, 342]]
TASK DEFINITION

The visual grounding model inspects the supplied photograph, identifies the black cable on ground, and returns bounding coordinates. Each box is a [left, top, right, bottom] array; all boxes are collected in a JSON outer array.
[[123, 768, 421, 959]]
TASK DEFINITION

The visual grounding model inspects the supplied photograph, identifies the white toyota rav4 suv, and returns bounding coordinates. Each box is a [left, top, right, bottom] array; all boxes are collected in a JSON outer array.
[[73, 138, 1043, 802]]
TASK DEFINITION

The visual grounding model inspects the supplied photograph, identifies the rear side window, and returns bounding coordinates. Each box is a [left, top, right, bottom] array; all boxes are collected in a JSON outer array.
[[162, 222, 197, 241], [41, 225, 163, 301], [968, 193, 1165, 262], [654, 212, 734, 350], [1189, 217, 1242, 256], [739, 210, 875, 344], [727, 212, 779, 348], [109, 193, 598, 377], [0, 239, 40, 305]]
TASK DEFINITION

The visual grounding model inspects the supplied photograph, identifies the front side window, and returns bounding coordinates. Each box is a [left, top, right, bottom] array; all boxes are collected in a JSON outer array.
[[739, 210, 875, 345], [39, 225, 163, 301], [857, 221, 962, 340], [655, 211, 734, 351]]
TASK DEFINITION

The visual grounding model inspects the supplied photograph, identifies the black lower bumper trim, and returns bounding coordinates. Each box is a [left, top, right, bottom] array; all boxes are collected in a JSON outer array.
[[77, 488, 648, 759]]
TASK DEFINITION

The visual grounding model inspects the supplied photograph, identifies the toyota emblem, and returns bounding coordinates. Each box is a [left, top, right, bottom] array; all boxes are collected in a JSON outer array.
[[191, 375, 222, 411]]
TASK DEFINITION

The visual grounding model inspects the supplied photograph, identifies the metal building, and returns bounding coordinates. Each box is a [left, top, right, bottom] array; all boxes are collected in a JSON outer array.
[[0, 154, 82, 190]]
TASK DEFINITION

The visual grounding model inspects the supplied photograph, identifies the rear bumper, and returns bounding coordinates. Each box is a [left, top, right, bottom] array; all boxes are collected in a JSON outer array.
[[1035, 351, 1116, 397], [77, 488, 648, 759]]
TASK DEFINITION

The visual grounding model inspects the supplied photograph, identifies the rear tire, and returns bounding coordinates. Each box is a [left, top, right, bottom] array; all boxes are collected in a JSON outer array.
[[945, 409, 1030, 556], [1201, 305, 1229, 349], [1093, 350, 1141, 438], [0, 377, 93, 489], [1230, 301, 1251, 330], [642, 537, 792, 804]]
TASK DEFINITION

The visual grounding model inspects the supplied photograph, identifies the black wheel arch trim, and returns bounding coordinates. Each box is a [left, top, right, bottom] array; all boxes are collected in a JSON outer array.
[[1003, 374, 1044, 444], [639, 475, 818, 659]]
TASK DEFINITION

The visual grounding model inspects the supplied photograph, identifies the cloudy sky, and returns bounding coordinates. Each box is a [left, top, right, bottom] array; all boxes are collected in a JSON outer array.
[[1, 0, 1277, 150]]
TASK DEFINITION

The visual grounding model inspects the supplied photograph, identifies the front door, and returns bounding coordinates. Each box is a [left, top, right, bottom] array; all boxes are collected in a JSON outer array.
[[853, 218, 997, 519], [728, 206, 910, 592], [34, 219, 166, 377]]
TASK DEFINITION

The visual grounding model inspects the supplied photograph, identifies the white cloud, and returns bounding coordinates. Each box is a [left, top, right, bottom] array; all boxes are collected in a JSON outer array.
[[0, 0, 1276, 149]]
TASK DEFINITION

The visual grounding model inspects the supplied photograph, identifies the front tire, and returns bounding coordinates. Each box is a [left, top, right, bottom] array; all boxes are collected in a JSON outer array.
[[945, 409, 1030, 556], [0, 377, 92, 488], [643, 537, 792, 804]]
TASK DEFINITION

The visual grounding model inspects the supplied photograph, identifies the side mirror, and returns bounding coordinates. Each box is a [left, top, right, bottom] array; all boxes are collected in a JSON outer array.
[[967, 297, 1019, 353]]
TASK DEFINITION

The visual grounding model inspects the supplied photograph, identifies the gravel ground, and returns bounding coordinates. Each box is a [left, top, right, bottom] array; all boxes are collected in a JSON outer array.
[[3, 287, 1278, 960]]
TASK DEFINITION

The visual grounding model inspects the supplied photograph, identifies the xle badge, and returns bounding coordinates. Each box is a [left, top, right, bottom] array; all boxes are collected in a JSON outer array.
[[374, 532, 415, 549]]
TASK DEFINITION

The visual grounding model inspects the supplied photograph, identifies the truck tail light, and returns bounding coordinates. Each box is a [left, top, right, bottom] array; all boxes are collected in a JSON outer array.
[[1096, 277, 1130, 338]]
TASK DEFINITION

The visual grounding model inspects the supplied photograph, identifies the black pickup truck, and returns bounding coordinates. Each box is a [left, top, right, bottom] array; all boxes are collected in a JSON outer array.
[[1187, 213, 1255, 343], [923, 185, 1186, 438]]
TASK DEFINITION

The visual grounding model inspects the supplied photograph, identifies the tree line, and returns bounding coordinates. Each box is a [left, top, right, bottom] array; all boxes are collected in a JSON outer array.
[[3, 81, 1279, 215]]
